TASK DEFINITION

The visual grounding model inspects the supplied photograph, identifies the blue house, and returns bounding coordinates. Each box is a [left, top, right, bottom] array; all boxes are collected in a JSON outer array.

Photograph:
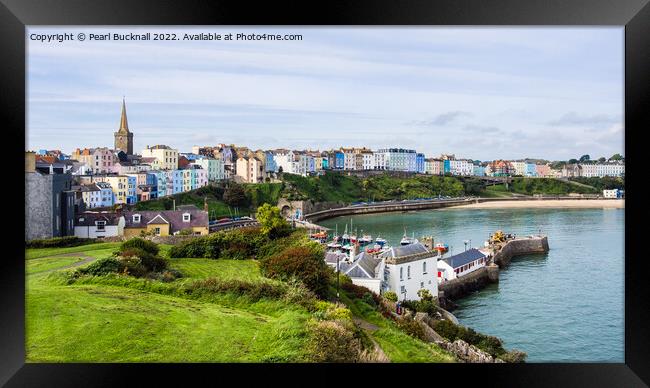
[[95, 182, 114, 207], [525, 163, 537, 177], [322, 157, 329, 170], [172, 170, 184, 194], [473, 165, 485, 176], [416, 153, 425, 174], [335, 151, 345, 170], [265, 152, 277, 172], [443, 159, 451, 174], [126, 176, 137, 204]]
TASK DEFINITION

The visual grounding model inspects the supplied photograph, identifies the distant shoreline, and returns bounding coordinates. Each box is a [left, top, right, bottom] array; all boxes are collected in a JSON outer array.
[[447, 199, 624, 210]]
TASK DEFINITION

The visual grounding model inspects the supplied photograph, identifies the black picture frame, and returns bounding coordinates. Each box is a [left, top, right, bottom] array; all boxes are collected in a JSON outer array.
[[2, 0, 648, 386]]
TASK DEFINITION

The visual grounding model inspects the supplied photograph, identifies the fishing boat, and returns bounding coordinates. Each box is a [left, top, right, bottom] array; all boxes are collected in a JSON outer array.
[[359, 234, 373, 245], [310, 231, 327, 240], [400, 229, 416, 246], [375, 236, 387, 246], [327, 242, 342, 250], [341, 225, 350, 244], [434, 242, 449, 253]]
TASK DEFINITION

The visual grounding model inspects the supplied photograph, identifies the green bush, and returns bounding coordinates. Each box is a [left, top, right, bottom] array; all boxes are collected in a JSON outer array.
[[383, 291, 398, 302], [116, 256, 148, 278], [185, 277, 286, 301], [259, 245, 331, 298], [497, 350, 527, 363], [169, 227, 270, 260], [362, 292, 377, 308], [120, 237, 160, 256], [26, 236, 94, 249], [306, 320, 361, 362], [397, 318, 427, 341], [432, 319, 511, 358], [76, 257, 122, 276]]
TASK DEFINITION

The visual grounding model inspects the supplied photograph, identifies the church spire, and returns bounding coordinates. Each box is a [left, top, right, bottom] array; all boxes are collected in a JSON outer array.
[[119, 97, 129, 133]]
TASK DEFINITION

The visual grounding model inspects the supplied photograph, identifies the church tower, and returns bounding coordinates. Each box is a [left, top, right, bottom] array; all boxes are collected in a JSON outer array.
[[114, 98, 134, 155]]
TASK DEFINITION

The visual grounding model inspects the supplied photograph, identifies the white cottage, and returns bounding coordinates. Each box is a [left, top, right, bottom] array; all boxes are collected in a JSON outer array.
[[378, 242, 439, 301], [438, 248, 489, 282], [74, 212, 125, 238]]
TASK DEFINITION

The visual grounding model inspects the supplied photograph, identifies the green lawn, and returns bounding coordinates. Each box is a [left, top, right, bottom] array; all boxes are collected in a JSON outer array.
[[26, 242, 121, 260], [27, 256, 87, 275], [169, 258, 264, 282], [26, 282, 308, 362], [26, 245, 311, 362]]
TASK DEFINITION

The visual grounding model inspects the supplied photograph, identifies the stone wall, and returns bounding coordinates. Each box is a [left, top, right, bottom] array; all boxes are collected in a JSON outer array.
[[492, 236, 549, 267], [304, 199, 469, 222], [438, 266, 497, 303], [26, 172, 53, 241]]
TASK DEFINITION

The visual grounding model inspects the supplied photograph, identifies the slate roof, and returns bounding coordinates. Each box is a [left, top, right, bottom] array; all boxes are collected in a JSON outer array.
[[379, 242, 429, 259], [124, 210, 208, 232], [75, 212, 122, 226], [444, 248, 486, 269], [343, 251, 382, 279]]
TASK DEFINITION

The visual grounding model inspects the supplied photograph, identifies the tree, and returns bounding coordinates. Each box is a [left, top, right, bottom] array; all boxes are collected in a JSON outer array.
[[579, 154, 591, 163], [568, 159, 579, 164], [609, 153, 623, 161], [598, 157, 606, 163], [256, 203, 290, 238], [223, 183, 248, 207]]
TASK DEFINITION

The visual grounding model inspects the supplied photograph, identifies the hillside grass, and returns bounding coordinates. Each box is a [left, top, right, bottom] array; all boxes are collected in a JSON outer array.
[[26, 240, 456, 363], [339, 288, 455, 363], [26, 242, 121, 260]]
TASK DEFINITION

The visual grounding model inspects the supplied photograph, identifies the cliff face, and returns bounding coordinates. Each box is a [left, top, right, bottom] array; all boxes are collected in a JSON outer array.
[[493, 236, 549, 267]]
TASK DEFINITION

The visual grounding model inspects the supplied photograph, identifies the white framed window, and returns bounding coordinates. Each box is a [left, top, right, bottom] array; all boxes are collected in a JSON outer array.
[[407, 266, 410, 279], [132, 214, 141, 223], [400, 267, 403, 281], [96, 221, 106, 231], [423, 262, 427, 274]]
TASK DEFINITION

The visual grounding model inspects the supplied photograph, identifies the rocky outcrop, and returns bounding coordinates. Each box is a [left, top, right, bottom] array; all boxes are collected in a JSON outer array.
[[440, 339, 505, 363]]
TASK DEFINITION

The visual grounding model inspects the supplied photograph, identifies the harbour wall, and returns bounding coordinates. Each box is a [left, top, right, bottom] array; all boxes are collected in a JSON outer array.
[[438, 265, 500, 309], [303, 199, 471, 222], [492, 236, 549, 267]]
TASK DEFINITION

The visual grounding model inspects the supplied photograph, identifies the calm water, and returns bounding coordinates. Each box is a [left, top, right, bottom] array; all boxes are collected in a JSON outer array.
[[319, 207, 624, 362]]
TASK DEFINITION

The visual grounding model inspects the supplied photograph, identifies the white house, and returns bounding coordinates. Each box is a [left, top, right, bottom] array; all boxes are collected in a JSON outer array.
[[441, 248, 489, 280], [603, 189, 622, 198], [74, 212, 125, 238], [378, 242, 439, 301]]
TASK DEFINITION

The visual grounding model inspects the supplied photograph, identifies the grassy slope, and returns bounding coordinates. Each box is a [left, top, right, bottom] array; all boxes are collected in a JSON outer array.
[[340, 290, 455, 363], [26, 242, 121, 260], [26, 243, 454, 363], [26, 247, 310, 362]]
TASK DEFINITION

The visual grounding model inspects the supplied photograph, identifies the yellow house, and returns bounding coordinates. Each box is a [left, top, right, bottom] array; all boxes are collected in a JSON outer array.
[[123, 210, 209, 238], [92, 175, 128, 204], [141, 145, 179, 171]]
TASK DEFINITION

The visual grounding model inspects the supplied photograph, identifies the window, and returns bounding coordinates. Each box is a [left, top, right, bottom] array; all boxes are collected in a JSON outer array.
[[182, 213, 191, 222], [400, 267, 403, 281], [420, 282, 424, 289], [132, 214, 141, 223], [407, 266, 410, 279], [400, 286, 405, 294], [96, 221, 106, 231], [154, 227, 161, 235], [423, 262, 427, 274]]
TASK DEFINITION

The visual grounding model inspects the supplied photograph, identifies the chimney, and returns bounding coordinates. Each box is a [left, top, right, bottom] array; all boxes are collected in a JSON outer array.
[[349, 242, 358, 261]]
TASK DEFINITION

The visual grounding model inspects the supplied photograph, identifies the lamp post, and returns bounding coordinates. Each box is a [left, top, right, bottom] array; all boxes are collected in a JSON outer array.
[[336, 255, 340, 302]]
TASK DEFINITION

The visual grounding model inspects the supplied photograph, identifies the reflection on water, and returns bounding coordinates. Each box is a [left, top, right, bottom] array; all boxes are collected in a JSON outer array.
[[319, 208, 624, 362]]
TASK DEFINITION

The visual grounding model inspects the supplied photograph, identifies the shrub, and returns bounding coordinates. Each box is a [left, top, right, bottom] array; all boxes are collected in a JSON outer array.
[[256, 203, 291, 238], [396, 318, 427, 341], [169, 227, 269, 260], [120, 237, 159, 256], [432, 319, 510, 358], [383, 291, 398, 302], [417, 288, 433, 302], [26, 236, 94, 249], [362, 292, 377, 308], [185, 277, 286, 301], [76, 257, 122, 276], [306, 320, 361, 362], [118, 246, 168, 273], [259, 246, 331, 298], [497, 350, 527, 363], [117, 256, 147, 278]]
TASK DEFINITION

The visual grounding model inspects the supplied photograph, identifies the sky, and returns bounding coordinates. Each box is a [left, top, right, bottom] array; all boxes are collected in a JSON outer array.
[[27, 27, 624, 161]]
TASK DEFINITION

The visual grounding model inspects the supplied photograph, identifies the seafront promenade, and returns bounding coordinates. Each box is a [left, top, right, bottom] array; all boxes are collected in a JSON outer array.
[[304, 197, 624, 222]]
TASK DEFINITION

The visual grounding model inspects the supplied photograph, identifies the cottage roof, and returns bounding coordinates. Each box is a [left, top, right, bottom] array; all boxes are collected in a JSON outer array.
[[75, 212, 122, 226], [124, 210, 208, 231], [79, 183, 100, 192], [444, 248, 486, 269]]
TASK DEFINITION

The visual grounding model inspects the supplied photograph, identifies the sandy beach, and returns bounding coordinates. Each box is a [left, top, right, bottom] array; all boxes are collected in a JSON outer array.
[[449, 199, 624, 209]]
